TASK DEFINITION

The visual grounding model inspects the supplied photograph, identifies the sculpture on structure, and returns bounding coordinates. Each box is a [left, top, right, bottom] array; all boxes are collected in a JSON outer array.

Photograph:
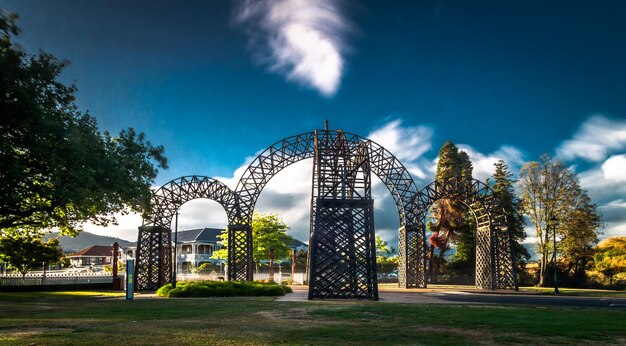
[[412, 178, 517, 290], [135, 125, 517, 296]]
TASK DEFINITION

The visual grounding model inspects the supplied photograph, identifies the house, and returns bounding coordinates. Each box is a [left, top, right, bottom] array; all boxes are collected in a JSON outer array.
[[66, 245, 121, 267], [174, 228, 224, 273], [121, 228, 309, 274], [122, 228, 225, 274]]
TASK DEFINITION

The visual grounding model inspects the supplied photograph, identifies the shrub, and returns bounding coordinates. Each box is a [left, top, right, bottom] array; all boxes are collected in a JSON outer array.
[[156, 281, 292, 298]]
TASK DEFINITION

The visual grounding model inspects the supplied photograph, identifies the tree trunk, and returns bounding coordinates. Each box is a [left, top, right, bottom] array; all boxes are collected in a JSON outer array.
[[269, 248, 275, 282]]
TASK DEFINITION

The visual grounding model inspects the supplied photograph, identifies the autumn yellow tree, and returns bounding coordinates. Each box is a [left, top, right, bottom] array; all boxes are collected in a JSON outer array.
[[593, 237, 626, 287]]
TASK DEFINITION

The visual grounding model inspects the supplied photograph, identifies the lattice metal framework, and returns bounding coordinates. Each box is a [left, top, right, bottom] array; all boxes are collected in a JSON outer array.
[[230, 130, 420, 283], [412, 178, 517, 290], [135, 176, 238, 290], [308, 130, 378, 299]]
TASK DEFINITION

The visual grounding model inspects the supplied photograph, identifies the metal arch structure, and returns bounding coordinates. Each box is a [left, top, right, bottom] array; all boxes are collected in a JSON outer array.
[[135, 176, 238, 290], [411, 178, 517, 290], [308, 130, 377, 299], [228, 128, 421, 287]]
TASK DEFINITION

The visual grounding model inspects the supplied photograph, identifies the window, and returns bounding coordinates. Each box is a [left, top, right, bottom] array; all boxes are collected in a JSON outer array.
[[181, 245, 192, 255], [198, 245, 213, 255]]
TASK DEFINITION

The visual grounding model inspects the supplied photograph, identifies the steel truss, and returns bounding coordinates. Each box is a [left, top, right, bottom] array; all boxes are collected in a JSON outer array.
[[135, 176, 238, 290], [230, 129, 420, 286], [136, 130, 419, 291], [412, 178, 517, 290], [135, 128, 516, 293], [308, 130, 378, 299]]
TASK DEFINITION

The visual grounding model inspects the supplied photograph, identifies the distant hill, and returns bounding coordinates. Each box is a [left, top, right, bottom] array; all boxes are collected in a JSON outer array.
[[44, 231, 132, 253]]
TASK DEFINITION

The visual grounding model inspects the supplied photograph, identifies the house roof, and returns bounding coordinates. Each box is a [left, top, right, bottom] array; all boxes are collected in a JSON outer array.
[[175, 228, 224, 243], [289, 238, 308, 248], [68, 245, 114, 257]]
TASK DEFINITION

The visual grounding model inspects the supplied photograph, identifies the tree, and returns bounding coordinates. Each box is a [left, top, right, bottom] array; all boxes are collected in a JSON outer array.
[[558, 189, 602, 285], [211, 213, 295, 276], [490, 160, 529, 278], [0, 233, 63, 277], [519, 155, 601, 287], [593, 237, 626, 287], [0, 11, 167, 237], [376, 235, 398, 275], [428, 141, 474, 280]]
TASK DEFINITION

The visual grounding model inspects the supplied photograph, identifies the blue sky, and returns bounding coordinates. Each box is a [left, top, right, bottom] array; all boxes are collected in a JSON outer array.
[[2, 0, 626, 245]]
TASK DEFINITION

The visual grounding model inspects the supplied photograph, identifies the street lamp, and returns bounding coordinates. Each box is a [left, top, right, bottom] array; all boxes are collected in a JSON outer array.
[[550, 215, 559, 294]]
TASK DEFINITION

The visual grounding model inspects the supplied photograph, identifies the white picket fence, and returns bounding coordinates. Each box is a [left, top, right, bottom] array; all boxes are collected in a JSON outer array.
[[0, 273, 115, 286]]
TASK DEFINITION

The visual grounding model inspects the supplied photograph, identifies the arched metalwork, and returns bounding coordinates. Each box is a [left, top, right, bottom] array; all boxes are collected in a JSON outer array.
[[308, 130, 377, 299], [135, 176, 238, 290], [408, 178, 517, 290], [229, 129, 421, 283]]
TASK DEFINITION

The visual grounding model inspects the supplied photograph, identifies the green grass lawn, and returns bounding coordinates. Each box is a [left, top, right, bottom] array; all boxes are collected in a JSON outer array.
[[0, 291, 624, 345], [519, 286, 626, 297]]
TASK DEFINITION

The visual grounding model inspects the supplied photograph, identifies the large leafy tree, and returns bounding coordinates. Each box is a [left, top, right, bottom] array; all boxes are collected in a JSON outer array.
[[490, 160, 529, 279], [0, 12, 167, 236], [0, 233, 63, 277], [559, 189, 602, 284], [519, 155, 601, 286], [593, 237, 626, 287]]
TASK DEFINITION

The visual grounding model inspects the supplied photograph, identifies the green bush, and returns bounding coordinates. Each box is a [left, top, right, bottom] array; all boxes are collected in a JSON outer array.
[[156, 281, 292, 298]]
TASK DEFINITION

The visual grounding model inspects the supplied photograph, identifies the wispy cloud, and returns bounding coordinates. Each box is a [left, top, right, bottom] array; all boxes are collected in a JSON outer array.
[[456, 144, 525, 181], [368, 119, 434, 180], [556, 114, 626, 162], [234, 0, 351, 97]]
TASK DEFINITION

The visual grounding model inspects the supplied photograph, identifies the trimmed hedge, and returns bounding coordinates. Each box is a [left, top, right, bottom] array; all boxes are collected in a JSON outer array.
[[156, 280, 293, 298]]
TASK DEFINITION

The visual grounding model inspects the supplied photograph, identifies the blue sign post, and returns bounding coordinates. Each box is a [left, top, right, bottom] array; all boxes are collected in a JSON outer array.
[[126, 259, 134, 300]]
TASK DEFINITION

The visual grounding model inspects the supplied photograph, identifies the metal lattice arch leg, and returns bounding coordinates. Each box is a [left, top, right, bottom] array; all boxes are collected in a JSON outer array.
[[135, 176, 239, 290], [412, 178, 517, 290]]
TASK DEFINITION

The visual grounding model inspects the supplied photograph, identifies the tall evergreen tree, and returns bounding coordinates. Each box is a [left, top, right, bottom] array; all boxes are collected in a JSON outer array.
[[490, 160, 529, 281], [429, 141, 474, 281]]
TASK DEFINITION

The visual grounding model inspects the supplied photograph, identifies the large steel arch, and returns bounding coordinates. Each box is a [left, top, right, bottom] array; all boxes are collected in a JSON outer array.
[[228, 129, 421, 282], [409, 177, 517, 290], [135, 176, 238, 290]]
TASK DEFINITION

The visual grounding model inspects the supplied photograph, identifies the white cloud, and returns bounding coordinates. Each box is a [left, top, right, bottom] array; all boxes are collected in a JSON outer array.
[[368, 120, 433, 162], [234, 0, 351, 97], [579, 158, 626, 203], [456, 144, 525, 181], [367, 119, 435, 180], [556, 114, 626, 162], [601, 154, 626, 183], [81, 211, 143, 242]]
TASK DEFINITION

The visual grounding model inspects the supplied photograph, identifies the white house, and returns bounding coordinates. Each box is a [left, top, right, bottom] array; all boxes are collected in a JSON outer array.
[[123, 228, 225, 274]]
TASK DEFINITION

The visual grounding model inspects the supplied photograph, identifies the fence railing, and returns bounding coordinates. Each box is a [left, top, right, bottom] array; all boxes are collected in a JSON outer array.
[[0, 273, 116, 286], [175, 272, 307, 285]]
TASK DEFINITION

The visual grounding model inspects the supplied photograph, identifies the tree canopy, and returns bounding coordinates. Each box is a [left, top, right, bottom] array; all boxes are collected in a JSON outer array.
[[519, 154, 602, 286], [490, 160, 529, 269], [593, 237, 626, 287], [0, 11, 167, 236], [0, 233, 63, 276], [212, 213, 295, 264]]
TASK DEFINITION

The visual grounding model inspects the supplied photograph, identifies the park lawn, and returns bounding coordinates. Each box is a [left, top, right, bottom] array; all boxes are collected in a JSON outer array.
[[0, 291, 624, 345]]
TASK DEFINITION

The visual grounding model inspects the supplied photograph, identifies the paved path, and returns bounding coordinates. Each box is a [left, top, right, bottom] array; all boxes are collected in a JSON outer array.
[[277, 287, 626, 309]]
